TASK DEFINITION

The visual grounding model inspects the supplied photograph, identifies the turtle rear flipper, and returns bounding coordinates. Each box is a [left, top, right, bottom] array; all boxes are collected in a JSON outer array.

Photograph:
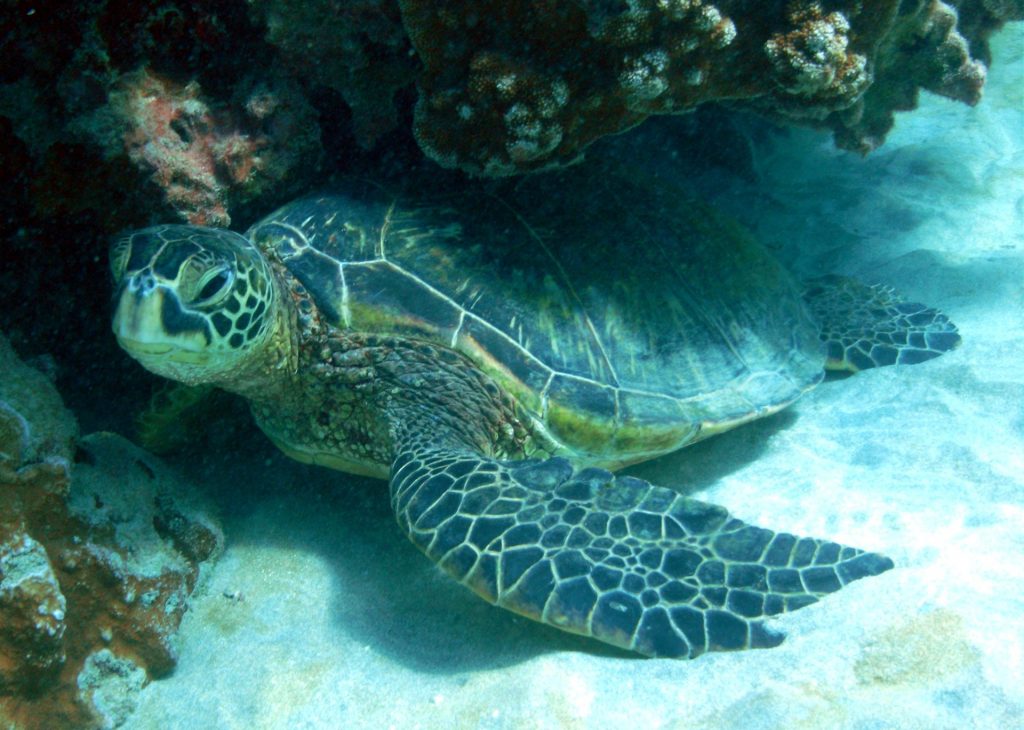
[[803, 274, 961, 372], [136, 383, 215, 454], [390, 447, 893, 659], [134, 383, 249, 455]]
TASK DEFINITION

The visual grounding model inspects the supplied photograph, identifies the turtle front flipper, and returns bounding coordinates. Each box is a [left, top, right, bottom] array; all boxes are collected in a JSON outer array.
[[803, 274, 961, 372], [390, 448, 892, 659]]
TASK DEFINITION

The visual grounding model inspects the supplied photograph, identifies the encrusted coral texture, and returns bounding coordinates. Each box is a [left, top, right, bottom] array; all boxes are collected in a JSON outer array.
[[249, 0, 417, 148], [0, 336, 223, 730], [0, 1, 322, 227], [0, 0, 1020, 220], [400, 0, 1022, 173], [94, 67, 322, 226]]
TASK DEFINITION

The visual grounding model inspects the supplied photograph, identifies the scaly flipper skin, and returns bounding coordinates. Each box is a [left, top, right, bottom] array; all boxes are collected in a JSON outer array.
[[803, 275, 961, 372], [391, 447, 893, 658]]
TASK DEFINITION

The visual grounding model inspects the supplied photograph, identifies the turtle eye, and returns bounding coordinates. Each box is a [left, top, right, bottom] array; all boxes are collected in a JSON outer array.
[[194, 267, 233, 304]]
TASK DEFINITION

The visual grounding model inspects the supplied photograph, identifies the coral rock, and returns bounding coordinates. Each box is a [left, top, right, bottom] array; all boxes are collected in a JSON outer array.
[[76, 649, 147, 730], [0, 1, 323, 229], [0, 336, 78, 465], [0, 530, 69, 693], [399, 0, 1023, 173], [0, 336, 223, 729], [98, 67, 321, 226], [765, 4, 872, 112], [2, 0, 1019, 214], [250, 0, 417, 147]]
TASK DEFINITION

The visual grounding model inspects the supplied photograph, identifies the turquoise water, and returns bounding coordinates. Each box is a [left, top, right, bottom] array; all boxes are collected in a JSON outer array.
[[1, 13, 1022, 730], [125, 27, 1024, 730]]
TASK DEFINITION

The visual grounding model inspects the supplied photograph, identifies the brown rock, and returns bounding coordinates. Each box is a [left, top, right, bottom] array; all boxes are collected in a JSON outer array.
[[0, 336, 223, 729]]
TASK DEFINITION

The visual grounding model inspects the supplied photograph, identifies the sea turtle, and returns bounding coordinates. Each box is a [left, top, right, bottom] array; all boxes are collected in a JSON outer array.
[[109, 162, 960, 659]]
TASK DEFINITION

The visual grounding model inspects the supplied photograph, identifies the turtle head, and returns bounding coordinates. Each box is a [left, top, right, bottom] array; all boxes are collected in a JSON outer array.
[[111, 225, 281, 387]]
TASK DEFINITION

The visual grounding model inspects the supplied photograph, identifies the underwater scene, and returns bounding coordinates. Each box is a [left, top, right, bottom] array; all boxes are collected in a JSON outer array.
[[1, 3, 1022, 728]]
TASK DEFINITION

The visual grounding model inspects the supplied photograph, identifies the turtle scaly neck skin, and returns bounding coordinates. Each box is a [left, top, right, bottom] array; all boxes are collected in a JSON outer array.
[[246, 326, 545, 480]]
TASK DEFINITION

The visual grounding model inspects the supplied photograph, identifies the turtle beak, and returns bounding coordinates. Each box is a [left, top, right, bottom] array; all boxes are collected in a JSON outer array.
[[112, 277, 211, 366]]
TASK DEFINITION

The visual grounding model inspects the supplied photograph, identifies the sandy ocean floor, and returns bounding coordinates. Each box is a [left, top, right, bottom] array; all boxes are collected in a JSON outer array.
[[127, 26, 1024, 730]]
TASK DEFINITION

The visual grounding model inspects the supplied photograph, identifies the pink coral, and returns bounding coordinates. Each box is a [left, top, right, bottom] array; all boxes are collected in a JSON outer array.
[[107, 67, 321, 226], [115, 70, 236, 225]]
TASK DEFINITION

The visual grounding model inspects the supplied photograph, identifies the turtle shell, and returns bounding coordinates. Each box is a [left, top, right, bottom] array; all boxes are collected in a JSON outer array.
[[247, 164, 824, 467]]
